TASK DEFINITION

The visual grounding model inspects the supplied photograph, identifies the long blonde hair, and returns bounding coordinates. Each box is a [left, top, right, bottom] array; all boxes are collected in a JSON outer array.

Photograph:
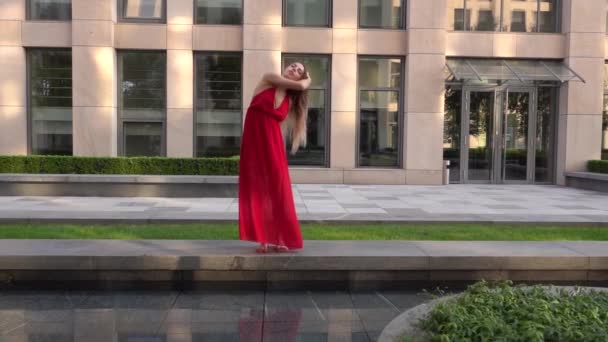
[[283, 67, 309, 155]]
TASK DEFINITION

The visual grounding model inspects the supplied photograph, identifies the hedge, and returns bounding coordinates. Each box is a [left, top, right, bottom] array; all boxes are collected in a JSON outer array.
[[589, 160, 608, 174], [0, 155, 239, 175]]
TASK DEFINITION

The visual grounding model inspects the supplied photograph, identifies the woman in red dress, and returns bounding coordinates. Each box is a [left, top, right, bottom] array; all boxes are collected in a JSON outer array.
[[239, 62, 311, 253]]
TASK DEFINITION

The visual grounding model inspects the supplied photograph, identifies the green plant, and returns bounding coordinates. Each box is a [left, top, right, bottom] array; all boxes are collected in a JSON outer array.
[[0, 155, 239, 176], [417, 281, 608, 341], [588, 160, 608, 174]]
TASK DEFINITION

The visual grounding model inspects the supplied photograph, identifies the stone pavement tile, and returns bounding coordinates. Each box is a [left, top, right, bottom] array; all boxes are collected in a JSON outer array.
[[361, 319, 393, 342], [341, 203, 379, 209], [377, 291, 431, 312], [263, 319, 370, 342], [116, 202, 156, 207], [350, 293, 400, 324], [76, 292, 177, 309], [484, 204, 526, 210], [383, 208, 429, 217], [364, 196, 398, 201], [302, 196, 334, 200], [345, 208, 387, 214], [173, 291, 264, 322], [189, 321, 263, 342], [264, 292, 325, 322]]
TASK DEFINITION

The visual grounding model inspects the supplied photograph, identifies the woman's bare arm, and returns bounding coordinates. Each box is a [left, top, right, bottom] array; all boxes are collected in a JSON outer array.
[[262, 72, 311, 91]]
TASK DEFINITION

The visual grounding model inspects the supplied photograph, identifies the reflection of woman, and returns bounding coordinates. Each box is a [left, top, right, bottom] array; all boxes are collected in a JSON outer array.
[[239, 62, 311, 254]]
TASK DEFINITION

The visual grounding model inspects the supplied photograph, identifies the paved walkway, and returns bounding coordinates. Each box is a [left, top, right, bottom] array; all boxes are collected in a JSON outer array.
[[0, 184, 607, 223], [0, 289, 430, 342]]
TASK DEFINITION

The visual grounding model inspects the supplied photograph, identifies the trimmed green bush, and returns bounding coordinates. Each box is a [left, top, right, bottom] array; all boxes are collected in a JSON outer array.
[[416, 281, 608, 342], [0, 155, 239, 175], [588, 160, 608, 174]]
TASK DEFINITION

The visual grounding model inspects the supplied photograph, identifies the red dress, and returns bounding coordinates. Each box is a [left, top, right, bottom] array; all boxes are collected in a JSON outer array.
[[239, 87, 303, 249]]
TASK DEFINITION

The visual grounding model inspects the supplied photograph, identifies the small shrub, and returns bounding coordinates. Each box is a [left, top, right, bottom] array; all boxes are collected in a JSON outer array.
[[418, 281, 608, 341], [588, 160, 608, 174], [0, 155, 239, 176]]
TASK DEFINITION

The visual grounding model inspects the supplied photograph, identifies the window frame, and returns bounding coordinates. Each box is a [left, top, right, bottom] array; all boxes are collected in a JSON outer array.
[[450, 0, 561, 33], [281, 53, 332, 168], [358, 0, 406, 30], [118, 0, 167, 23], [603, 62, 608, 160], [26, 0, 72, 21], [193, 51, 244, 158], [282, 0, 333, 28], [26, 47, 74, 156], [117, 49, 167, 157], [356, 55, 405, 169], [194, 0, 244, 25]]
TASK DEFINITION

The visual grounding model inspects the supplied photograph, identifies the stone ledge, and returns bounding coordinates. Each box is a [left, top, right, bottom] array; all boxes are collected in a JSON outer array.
[[0, 174, 237, 197], [0, 240, 604, 272], [565, 172, 608, 193], [0, 174, 238, 184]]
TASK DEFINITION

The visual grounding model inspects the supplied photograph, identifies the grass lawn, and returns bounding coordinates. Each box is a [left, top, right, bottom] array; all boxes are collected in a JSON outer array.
[[0, 223, 606, 240]]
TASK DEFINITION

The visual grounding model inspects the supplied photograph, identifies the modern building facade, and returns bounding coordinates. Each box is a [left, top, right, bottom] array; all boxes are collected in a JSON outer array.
[[0, 0, 606, 185]]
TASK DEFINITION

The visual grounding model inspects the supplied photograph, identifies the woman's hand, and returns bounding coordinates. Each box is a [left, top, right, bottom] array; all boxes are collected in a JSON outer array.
[[299, 73, 312, 90]]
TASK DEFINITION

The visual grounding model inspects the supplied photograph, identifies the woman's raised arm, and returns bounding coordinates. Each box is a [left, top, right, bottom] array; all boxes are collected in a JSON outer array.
[[263, 72, 311, 91]]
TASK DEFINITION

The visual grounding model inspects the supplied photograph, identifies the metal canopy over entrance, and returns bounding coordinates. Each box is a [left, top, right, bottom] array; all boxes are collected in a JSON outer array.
[[445, 59, 585, 84]]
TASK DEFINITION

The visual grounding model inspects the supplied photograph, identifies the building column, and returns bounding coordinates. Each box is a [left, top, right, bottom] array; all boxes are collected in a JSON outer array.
[[166, 0, 194, 157], [0, 0, 27, 155], [242, 0, 282, 117], [72, 0, 118, 156], [556, 0, 606, 184], [403, 0, 447, 184], [330, 0, 358, 169]]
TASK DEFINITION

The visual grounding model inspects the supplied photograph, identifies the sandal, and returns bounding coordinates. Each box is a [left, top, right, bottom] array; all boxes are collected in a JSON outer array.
[[273, 245, 290, 253], [255, 244, 269, 254]]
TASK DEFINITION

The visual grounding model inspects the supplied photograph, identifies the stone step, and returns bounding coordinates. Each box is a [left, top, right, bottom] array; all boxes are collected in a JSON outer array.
[[0, 240, 606, 289]]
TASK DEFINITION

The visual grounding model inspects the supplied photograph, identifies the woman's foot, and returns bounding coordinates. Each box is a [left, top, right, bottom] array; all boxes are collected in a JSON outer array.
[[273, 245, 290, 253], [256, 243, 269, 254]]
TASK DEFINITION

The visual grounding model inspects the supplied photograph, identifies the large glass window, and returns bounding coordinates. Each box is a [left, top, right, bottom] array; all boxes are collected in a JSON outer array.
[[28, 49, 72, 155], [196, 0, 242, 25], [119, 0, 165, 22], [359, 0, 405, 29], [284, 0, 330, 27], [195, 53, 242, 158], [118, 51, 166, 156], [27, 0, 71, 20], [448, 0, 560, 32], [358, 57, 402, 167], [283, 55, 331, 166], [603, 63, 608, 160]]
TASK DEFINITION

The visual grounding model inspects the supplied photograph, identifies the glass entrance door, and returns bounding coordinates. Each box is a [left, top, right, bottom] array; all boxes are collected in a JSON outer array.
[[461, 87, 536, 184], [464, 90, 496, 183], [502, 89, 534, 183]]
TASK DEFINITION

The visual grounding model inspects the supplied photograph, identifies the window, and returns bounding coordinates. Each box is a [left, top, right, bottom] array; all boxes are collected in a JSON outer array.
[[603, 63, 608, 160], [510, 10, 526, 32], [284, 0, 331, 27], [358, 57, 403, 167], [195, 0, 242, 25], [359, 0, 405, 29], [27, 49, 72, 155], [119, 0, 165, 22], [283, 55, 331, 166], [27, 0, 71, 20], [118, 51, 166, 157], [448, 0, 560, 32], [195, 53, 242, 158]]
